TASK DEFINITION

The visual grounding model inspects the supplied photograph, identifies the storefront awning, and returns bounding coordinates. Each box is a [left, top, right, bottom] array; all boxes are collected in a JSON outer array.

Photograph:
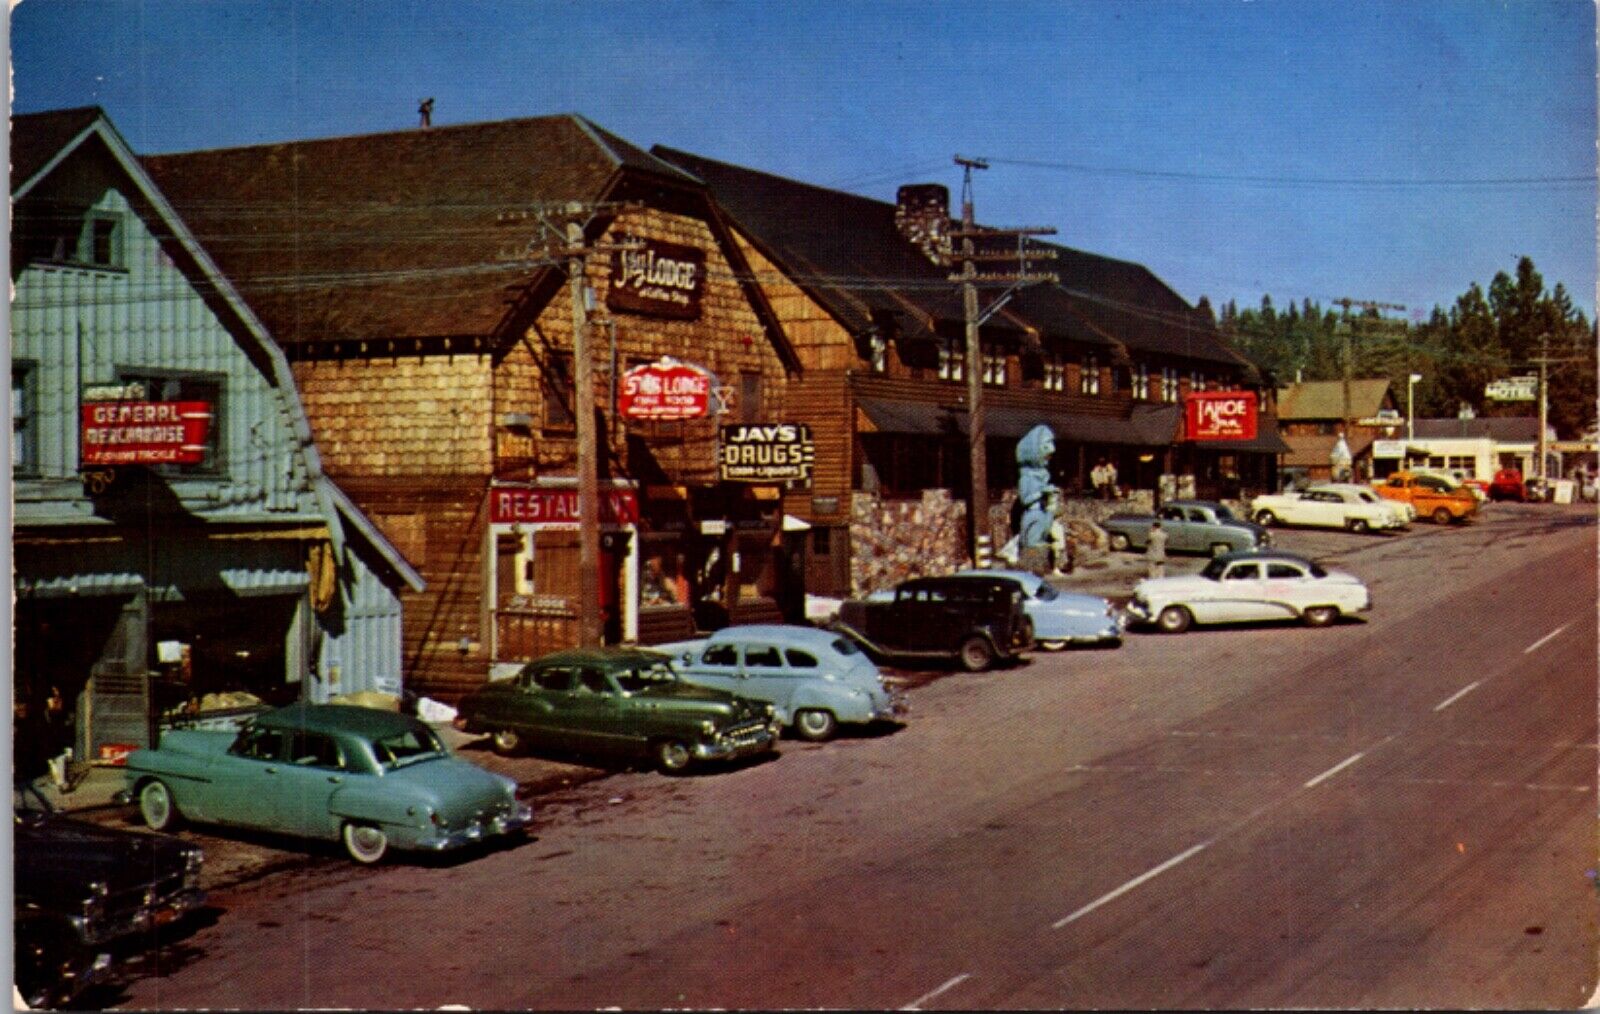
[[1188, 430, 1293, 454], [857, 397, 1183, 448], [856, 397, 966, 436]]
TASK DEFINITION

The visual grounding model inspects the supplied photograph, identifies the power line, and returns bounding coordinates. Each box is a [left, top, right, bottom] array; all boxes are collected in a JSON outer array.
[[975, 155, 1596, 190]]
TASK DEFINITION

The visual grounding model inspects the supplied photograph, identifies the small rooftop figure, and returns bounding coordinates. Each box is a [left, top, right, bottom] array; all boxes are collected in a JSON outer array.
[[418, 98, 435, 129]]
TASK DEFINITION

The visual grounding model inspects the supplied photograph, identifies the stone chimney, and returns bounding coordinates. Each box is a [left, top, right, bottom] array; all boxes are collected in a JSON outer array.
[[895, 184, 952, 266]]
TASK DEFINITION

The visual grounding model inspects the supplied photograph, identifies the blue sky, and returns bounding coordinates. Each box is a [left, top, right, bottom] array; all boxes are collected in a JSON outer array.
[[12, 0, 1596, 320]]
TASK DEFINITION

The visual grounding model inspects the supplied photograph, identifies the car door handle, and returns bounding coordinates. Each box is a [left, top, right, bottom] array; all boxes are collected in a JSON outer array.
[[326, 775, 343, 784], [263, 766, 277, 774]]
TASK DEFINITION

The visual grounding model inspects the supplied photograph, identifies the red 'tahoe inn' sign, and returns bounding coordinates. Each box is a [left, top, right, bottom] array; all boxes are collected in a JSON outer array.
[[618, 358, 713, 421], [490, 487, 641, 526], [1184, 390, 1258, 441], [81, 401, 213, 465], [607, 235, 705, 320]]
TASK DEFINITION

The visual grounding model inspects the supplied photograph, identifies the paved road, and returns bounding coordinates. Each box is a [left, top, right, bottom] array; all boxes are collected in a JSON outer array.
[[113, 504, 1597, 1010]]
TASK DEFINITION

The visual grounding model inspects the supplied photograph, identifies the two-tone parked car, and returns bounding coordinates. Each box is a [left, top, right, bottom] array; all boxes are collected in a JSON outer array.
[[454, 647, 781, 773], [836, 574, 1030, 672], [1374, 470, 1479, 524], [1101, 499, 1269, 556], [658, 625, 905, 741], [1125, 549, 1371, 634], [120, 703, 533, 864], [1249, 484, 1408, 533], [15, 780, 205, 1008], [954, 569, 1123, 649]]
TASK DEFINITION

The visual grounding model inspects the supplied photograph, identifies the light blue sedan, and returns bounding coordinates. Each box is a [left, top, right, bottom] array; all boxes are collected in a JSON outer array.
[[657, 625, 906, 742], [955, 569, 1124, 649], [120, 703, 532, 864]]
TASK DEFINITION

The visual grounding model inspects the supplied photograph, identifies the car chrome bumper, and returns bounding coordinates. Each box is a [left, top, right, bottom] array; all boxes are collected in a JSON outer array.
[[78, 887, 207, 946], [1124, 600, 1153, 623], [697, 724, 780, 762], [873, 692, 909, 722], [415, 802, 535, 851]]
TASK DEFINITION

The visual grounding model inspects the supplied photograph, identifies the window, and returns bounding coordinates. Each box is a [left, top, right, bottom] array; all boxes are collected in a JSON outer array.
[[702, 644, 739, 667], [1131, 363, 1150, 400], [743, 645, 782, 668], [1161, 367, 1180, 403], [542, 353, 574, 429], [1080, 354, 1100, 395], [533, 667, 576, 692], [784, 649, 819, 669], [1042, 355, 1065, 392], [937, 338, 964, 381], [740, 371, 763, 423], [232, 727, 290, 761], [868, 333, 888, 373], [289, 733, 345, 769], [17, 209, 124, 269], [12, 363, 35, 474], [576, 669, 611, 695], [1448, 456, 1474, 471], [115, 371, 223, 473], [1266, 563, 1304, 580], [981, 348, 1006, 386], [1191, 370, 1206, 393], [1224, 563, 1261, 581]]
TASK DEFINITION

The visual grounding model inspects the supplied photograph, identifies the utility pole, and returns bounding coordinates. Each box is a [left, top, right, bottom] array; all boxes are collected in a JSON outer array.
[[951, 156, 1057, 565], [1331, 297, 1407, 437], [509, 202, 640, 647]]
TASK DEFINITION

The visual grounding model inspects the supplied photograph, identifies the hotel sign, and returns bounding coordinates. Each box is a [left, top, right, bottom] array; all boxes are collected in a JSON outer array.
[[619, 358, 714, 421], [81, 401, 213, 465], [720, 423, 815, 482], [1183, 390, 1258, 441], [608, 235, 705, 320]]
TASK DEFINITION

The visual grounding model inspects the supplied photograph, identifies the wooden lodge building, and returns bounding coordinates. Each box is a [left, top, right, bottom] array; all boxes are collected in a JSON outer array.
[[651, 147, 1289, 596], [143, 115, 805, 699]]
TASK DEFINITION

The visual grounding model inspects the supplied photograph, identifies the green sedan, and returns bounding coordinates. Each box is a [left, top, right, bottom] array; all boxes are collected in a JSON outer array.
[[454, 647, 781, 773], [120, 703, 532, 864]]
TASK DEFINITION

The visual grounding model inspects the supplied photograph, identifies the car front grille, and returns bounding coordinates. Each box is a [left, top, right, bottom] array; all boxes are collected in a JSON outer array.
[[720, 720, 769, 746]]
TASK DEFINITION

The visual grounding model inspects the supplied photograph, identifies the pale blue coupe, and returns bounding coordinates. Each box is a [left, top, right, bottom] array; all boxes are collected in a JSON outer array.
[[954, 569, 1124, 649]]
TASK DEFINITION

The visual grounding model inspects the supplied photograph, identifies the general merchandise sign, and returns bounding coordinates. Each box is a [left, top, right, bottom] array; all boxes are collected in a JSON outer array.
[[720, 423, 815, 482], [81, 401, 213, 465], [1184, 390, 1258, 441]]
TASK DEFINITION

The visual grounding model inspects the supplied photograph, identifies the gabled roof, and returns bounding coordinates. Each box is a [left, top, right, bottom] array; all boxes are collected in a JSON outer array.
[[1412, 416, 1543, 442], [142, 115, 698, 345], [1282, 431, 1376, 468], [11, 106, 105, 192], [650, 145, 1250, 369], [1276, 379, 1392, 420]]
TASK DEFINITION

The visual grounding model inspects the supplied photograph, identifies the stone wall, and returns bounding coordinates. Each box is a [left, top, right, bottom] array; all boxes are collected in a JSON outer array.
[[850, 490, 970, 595]]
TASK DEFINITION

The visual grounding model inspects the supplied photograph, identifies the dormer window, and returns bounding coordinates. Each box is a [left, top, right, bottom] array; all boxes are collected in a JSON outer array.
[[981, 348, 1006, 386], [1042, 355, 1065, 392], [18, 209, 125, 270], [937, 337, 964, 382], [1132, 362, 1150, 400], [1161, 366, 1180, 402], [1080, 354, 1100, 395]]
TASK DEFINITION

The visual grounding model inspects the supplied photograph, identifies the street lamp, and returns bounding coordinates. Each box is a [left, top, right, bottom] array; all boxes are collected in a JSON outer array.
[[1407, 373, 1422, 443]]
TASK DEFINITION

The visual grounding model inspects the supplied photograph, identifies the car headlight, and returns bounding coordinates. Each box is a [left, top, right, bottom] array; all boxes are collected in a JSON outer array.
[[701, 719, 716, 735], [82, 880, 108, 921]]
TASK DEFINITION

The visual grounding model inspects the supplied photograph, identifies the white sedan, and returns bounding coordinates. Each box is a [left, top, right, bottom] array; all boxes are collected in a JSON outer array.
[[1125, 550, 1371, 633], [1250, 484, 1408, 533]]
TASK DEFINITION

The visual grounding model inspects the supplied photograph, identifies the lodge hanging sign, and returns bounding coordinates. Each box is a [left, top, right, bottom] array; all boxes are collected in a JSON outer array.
[[619, 357, 714, 421], [608, 235, 705, 320], [1183, 390, 1258, 441], [80, 401, 214, 465], [720, 423, 815, 482]]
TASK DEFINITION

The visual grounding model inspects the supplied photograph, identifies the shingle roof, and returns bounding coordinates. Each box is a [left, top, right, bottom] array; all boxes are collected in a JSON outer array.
[[650, 145, 1249, 368], [1275, 379, 1392, 420], [11, 106, 105, 191], [1412, 416, 1543, 442], [1282, 431, 1376, 468], [142, 115, 696, 344]]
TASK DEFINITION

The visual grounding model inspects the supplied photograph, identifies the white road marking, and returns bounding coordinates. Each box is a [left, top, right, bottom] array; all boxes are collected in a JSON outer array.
[[1304, 751, 1367, 788], [1052, 840, 1211, 929], [1524, 623, 1571, 655], [1433, 681, 1483, 712], [901, 973, 971, 1010]]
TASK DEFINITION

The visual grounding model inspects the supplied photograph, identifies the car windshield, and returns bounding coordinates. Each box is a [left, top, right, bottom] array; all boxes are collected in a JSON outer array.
[[1033, 582, 1059, 601], [1355, 490, 1379, 503], [615, 661, 679, 694], [1211, 505, 1237, 521], [371, 726, 446, 770]]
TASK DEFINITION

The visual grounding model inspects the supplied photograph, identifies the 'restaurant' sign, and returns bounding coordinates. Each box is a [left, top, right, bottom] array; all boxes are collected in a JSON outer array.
[[490, 487, 640, 525], [720, 423, 815, 482], [81, 401, 213, 465], [1184, 390, 1258, 441], [619, 358, 714, 421], [608, 235, 704, 320]]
